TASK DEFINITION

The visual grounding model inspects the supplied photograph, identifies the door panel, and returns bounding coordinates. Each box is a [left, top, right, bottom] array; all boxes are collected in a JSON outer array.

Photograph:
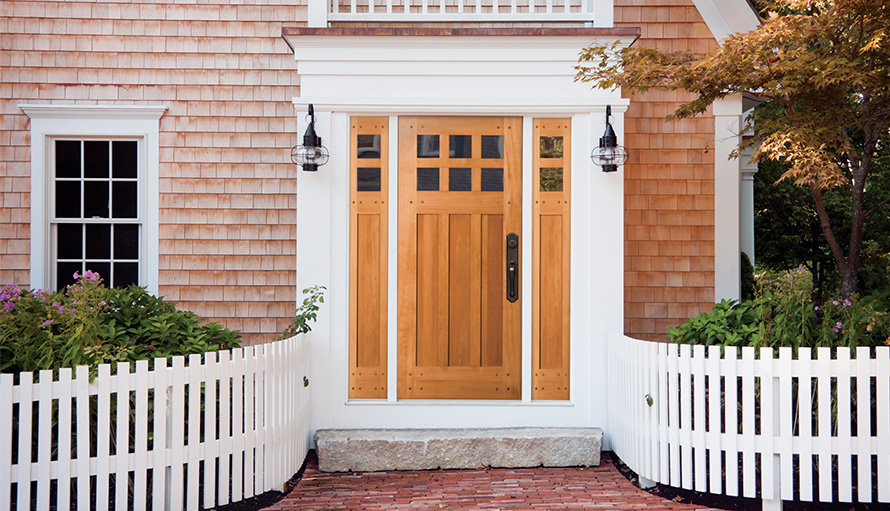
[[398, 116, 521, 400]]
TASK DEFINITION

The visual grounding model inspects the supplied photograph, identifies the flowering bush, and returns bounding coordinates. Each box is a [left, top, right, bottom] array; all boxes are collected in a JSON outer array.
[[668, 266, 890, 350], [0, 272, 240, 374]]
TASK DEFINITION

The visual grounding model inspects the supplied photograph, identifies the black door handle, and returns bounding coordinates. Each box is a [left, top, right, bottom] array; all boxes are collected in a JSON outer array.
[[506, 232, 518, 302]]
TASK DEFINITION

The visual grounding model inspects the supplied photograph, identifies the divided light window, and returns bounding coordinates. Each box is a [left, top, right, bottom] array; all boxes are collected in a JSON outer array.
[[52, 139, 141, 290]]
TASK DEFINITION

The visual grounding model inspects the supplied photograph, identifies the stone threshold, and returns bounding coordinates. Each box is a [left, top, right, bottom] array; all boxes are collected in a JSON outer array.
[[314, 427, 603, 472]]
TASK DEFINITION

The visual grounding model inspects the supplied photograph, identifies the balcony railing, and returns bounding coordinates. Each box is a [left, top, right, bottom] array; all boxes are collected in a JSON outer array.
[[309, 0, 611, 26]]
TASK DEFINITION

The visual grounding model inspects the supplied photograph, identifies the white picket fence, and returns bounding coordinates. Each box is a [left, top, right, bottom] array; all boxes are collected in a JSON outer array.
[[327, 0, 597, 22], [608, 333, 890, 507], [0, 335, 311, 511]]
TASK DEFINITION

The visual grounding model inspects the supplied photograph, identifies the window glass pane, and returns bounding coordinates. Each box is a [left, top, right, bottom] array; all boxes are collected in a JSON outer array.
[[448, 168, 471, 191], [417, 168, 439, 191], [85, 262, 111, 283], [57, 262, 82, 290], [56, 141, 81, 178], [481, 168, 504, 192], [540, 136, 564, 158], [114, 224, 139, 260], [356, 134, 381, 159], [481, 136, 503, 159], [112, 182, 138, 218], [114, 263, 139, 287], [57, 224, 83, 260], [84, 141, 109, 178], [56, 182, 81, 218], [112, 141, 137, 178], [449, 135, 472, 158], [540, 167, 563, 192], [84, 182, 109, 218], [357, 167, 381, 192], [86, 224, 111, 259], [417, 135, 439, 158]]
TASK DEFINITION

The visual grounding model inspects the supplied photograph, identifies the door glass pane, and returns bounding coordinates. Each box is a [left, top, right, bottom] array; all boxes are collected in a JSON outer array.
[[114, 224, 139, 260], [481, 136, 503, 159], [112, 141, 138, 178], [56, 141, 81, 178], [86, 224, 111, 259], [540, 136, 564, 158], [56, 182, 81, 218], [357, 134, 381, 159], [84, 141, 109, 178], [112, 182, 138, 218], [57, 224, 82, 259], [449, 135, 472, 158], [417, 168, 439, 191], [481, 168, 504, 192], [417, 135, 439, 158], [84, 182, 109, 218], [448, 168, 471, 191], [357, 167, 381, 192], [540, 167, 563, 192]]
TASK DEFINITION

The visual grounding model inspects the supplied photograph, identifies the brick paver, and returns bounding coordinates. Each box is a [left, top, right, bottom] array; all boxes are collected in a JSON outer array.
[[267, 454, 722, 510]]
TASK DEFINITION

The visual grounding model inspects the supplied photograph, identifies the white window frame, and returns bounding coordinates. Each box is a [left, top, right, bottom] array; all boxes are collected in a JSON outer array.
[[20, 105, 166, 294]]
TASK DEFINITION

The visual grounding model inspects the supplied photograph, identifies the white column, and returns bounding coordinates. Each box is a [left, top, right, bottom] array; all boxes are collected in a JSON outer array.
[[740, 144, 758, 266], [308, 0, 329, 27], [712, 95, 743, 302]]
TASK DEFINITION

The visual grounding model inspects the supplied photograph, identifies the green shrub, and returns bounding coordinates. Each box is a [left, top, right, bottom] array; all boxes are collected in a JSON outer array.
[[0, 271, 240, 374], [278, 285, 325, 340], [669, 266, 890, 350], [740, 252, 755, 301]]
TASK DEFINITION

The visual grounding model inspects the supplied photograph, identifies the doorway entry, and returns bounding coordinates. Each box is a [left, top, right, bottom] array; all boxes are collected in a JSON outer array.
[[397, 116, 522, 399]]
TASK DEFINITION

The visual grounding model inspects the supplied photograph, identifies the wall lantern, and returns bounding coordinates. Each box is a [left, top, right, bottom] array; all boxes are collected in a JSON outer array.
[[590, 105, 629, 172], [291, 104, 329, 171]]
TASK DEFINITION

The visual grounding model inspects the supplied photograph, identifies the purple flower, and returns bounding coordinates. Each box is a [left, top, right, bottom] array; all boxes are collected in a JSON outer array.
[[40, 319, 53, 329], [835, 321, 843, 333], [814, 306, 819, 311], [73, 271, 79, 279], [833, 300, 840, 306], [844, 299, 852, 307]]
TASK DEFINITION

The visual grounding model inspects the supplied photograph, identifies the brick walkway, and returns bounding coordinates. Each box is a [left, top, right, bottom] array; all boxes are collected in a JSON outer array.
[[267, 454, 723, 510]]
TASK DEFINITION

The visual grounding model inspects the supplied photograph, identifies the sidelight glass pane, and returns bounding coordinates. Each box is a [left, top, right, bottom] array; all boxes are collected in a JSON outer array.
[[540, 136, 564, 158], [449, 135, 472, 158], [417, 135, 439, 158], [540, 167, 563, 192], [357, 167, 381, 192], [112, 141, 138, 178], [481, 136, 504, 159], [84, 141, 109, 178], [357, 135, 381, 159], [448, 168, 471, 191], [56, 141, 81, 178], [417, 168, 439, 191], [481, 168, 504, 192]]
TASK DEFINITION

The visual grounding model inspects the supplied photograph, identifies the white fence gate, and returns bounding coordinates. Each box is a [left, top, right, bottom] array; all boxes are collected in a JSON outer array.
[[608, 333, 890, 506], [0, 335, 311, 511]]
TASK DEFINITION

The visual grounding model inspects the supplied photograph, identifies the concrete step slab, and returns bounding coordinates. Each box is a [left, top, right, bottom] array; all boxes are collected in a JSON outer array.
[[314, 427, 603, 472]]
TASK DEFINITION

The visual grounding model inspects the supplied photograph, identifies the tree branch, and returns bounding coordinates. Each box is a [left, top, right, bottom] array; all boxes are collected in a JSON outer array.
[[810, 184, 848, 276]]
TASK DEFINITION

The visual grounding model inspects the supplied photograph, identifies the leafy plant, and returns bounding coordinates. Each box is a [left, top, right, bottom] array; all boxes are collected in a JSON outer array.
[[278, 285, 326, 339]]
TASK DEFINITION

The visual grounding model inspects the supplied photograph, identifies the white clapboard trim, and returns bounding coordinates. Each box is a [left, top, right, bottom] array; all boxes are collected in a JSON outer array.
[[607, 336, 890, 507]]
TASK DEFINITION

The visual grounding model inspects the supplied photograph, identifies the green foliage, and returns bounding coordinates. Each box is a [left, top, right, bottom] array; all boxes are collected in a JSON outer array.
[[668, 267, 890, 350], [278, 286, 326, 340], [740, 252, 755, 301], [0, 272, 240, 374]]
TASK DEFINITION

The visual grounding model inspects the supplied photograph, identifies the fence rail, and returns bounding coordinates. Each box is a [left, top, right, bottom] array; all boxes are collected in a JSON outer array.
[[608, 334, 890, 506], [328, 0, 597, 22], [0, 335, 311, 511]]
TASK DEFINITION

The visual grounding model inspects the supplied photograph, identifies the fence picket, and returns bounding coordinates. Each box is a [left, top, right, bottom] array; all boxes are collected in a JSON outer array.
[[57, 369, 73, 511], [187, 354, 202, 511], [679, 344, 693, 490], [0, 374, 11, 511], [657, 342, 669, 485], [170, 357, 186, 511], [667, 344, 680, 487], [816, 347, 832, 502], [798, 348, 813, 502], [152, 358, 168, 511], [837, 348, 853, 502], [96, 365, 112, 508], [856, 347, 872, 503], [877, 347, 890, 502], [36, 370, 53, 511], [759, 347, 776, 501], [204, 352, 218, 508], [243, 346, 256, 499], [115, 363, 131, 511], [134, 360, 150, 511], [691, 345, 706, 492], [706, 346, 721, 494], [740, 347, 755, 499], [234, 347, 247, 501], [218, 350, 232, 506], [255, 344, 267, 492], [17, 372, 33, 511], [778, 348, 793, 501], [75, 366, 90, 511], [723, 347, 739, 497]]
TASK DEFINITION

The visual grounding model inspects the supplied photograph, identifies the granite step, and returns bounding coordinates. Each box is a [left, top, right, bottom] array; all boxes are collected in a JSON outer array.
[[313, 427, 603, 472]]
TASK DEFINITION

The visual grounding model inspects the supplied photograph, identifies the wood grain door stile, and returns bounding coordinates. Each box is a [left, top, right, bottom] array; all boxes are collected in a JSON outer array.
[[398, 117, 522, 400]]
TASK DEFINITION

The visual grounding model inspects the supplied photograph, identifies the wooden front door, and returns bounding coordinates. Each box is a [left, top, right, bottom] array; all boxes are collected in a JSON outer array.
[[398, 116, 522, 400]]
